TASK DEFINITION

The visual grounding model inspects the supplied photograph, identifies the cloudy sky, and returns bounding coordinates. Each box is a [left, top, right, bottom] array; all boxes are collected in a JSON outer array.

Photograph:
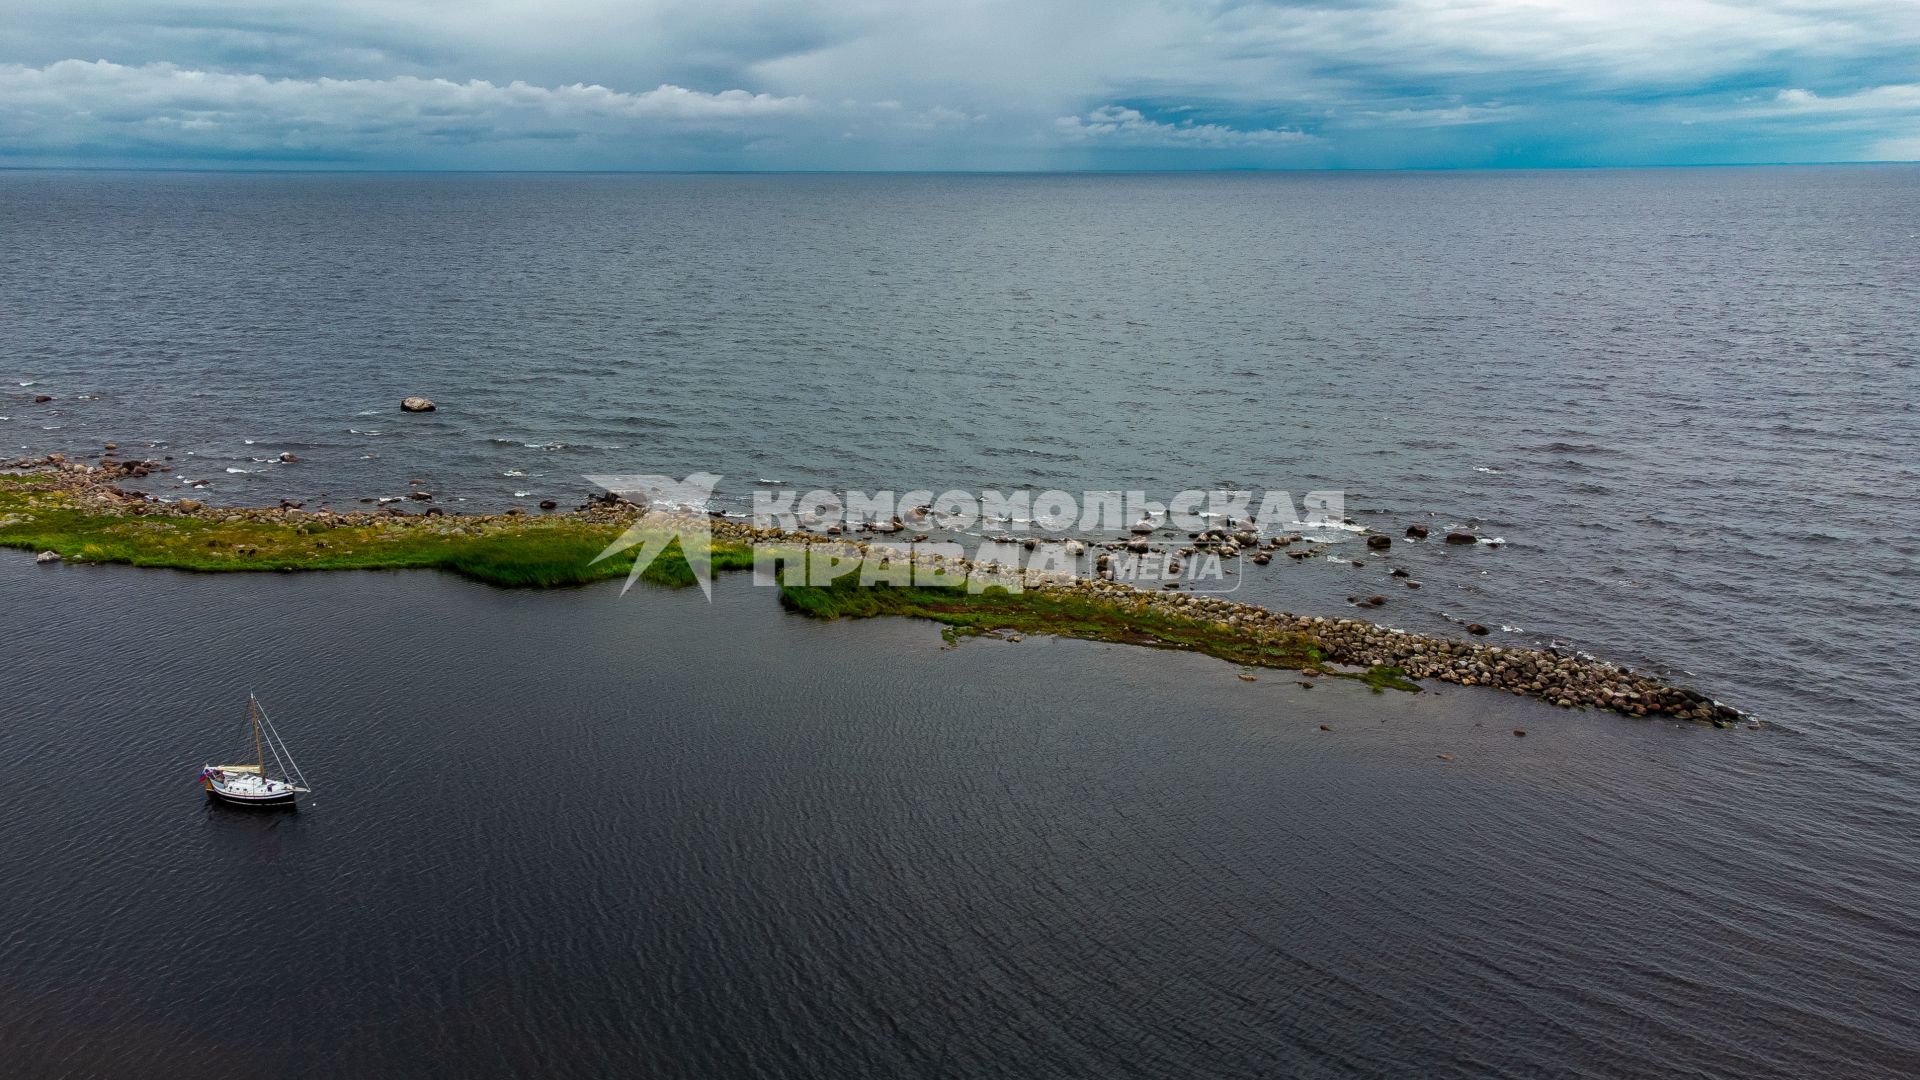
[[3, 0, 1917, 169]]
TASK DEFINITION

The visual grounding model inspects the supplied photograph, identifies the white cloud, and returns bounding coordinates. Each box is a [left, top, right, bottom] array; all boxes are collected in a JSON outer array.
[[1765, 84, 1920, 115], [1350, 103, 1528, 127], [1866, 134, 1920, 160], [0, 59, 811, 159], [1054, 105, 1315, 147]]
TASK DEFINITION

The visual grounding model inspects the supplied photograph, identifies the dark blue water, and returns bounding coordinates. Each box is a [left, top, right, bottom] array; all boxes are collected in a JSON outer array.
[[1, 560, 1915, 1078], [2, 169, 1918, 1076]]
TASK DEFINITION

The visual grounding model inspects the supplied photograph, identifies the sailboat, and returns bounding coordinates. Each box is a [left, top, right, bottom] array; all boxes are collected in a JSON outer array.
[[201, 694, 311, 807]]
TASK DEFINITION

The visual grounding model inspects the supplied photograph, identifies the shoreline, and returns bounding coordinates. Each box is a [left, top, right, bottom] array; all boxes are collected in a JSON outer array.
[[1, 455, 1747, 726]]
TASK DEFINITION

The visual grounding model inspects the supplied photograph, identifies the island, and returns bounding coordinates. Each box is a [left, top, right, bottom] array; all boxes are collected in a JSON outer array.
[[0, 454, 1745, 726]]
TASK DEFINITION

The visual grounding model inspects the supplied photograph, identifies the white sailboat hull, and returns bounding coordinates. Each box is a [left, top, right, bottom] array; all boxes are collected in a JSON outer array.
[[203, 766, 301, 807]]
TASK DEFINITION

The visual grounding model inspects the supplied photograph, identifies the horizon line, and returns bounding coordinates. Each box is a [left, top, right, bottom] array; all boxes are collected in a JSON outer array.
[[0, 161, 1915, 177]]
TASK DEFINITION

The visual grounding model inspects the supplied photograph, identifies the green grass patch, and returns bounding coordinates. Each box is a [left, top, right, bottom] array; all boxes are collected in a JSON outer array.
[[1350, 665, 1422, 694], [0, 476, 752, 589], [0, 473, 1379, 685], [778, 575, 1327, 673]]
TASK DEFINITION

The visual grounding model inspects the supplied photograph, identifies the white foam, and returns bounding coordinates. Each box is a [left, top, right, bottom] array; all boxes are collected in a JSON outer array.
[[514, 491, 531, 498], [503, 469, 525, 477], [225, 467, 252, 474]]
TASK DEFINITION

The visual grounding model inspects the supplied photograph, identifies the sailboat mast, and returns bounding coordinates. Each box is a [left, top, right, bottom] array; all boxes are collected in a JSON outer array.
[[251, 694, 264, 774]]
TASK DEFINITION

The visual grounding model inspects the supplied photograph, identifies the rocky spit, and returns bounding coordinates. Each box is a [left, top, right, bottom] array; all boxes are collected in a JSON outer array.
[[7, 455, 1746, 727]]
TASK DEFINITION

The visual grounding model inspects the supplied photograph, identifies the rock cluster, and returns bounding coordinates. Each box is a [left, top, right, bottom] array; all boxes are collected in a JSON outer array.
[[3, 458, 1745, 726], [1045, 578, 1744, 726]]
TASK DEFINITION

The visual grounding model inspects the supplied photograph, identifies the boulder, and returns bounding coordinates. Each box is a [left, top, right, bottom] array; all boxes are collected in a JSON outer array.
[[35, 550, 60, 564], [279, 452, 298, 463], [539, 499, 558, 510], [1405, 523, 1429, 539], [33, 394, 52, 403], [409, 490, 433, 501], [1445, 531, 1478, 545], [400, 396, 437, 413], [1466, 622, 1491, 635], [1366, 535, 1391, 550]]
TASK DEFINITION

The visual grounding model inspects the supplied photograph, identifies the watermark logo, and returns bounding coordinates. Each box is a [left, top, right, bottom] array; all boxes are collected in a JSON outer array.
[[586, 474, 1347, 601], [586, 471, 722, 597]]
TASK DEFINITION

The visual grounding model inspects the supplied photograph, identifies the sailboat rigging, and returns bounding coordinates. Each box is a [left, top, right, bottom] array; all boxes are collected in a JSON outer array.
[[201, 694, 311, 807]]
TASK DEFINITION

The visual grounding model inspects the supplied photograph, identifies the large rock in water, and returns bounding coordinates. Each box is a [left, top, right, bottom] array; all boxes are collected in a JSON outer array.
[[1366, 534, 1391, 550], [35, 550, 61, 564], [1445, 531, 1478, 545], [401, 396, 437, 413]]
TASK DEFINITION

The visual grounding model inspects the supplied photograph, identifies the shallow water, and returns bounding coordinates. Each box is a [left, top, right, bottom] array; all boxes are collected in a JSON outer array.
[[1, 559, 1914, 1077]]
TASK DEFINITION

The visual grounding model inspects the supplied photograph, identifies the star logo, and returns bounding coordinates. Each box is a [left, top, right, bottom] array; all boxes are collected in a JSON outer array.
[[584, 472, 723, 598]]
